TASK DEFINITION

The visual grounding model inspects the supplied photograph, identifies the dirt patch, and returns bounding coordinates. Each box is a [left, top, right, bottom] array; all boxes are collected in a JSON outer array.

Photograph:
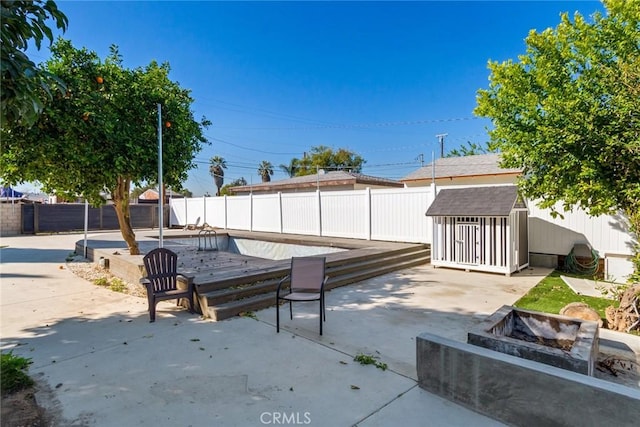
[[1, 387, 47, 427]]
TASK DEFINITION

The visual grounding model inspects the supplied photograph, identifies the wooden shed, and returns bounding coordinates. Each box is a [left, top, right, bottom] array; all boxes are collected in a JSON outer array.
[[426, 185, 529, 276]]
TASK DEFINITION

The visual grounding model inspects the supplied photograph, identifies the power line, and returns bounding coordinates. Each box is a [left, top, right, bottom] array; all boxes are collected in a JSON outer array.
[[205, 134, 301, 155], [195, 97, 339, 127], [212, 116, 482, 130]]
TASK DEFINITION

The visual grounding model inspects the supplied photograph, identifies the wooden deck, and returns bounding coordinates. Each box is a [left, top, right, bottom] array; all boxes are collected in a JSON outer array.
[[88, 229, 422, 284], [80, 229, 430, 319]]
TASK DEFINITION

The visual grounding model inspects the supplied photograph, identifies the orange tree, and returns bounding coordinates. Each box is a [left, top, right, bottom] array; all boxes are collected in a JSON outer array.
[[1, 0, 68, 128], [1, 39, 210, 254]]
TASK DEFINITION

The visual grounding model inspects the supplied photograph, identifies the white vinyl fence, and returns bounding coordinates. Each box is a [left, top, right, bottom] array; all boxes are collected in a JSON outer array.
[[170, 187, 435, 244], [170, 186, 635, 280]]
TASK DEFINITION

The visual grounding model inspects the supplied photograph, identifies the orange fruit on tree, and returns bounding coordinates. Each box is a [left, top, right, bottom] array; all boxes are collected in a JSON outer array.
[[96, 76, 104, 84], [165, 121, 171, 128]]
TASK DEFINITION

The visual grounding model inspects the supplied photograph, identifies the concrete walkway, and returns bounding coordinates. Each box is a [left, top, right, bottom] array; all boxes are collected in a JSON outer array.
[[1, 231, 551, 426]]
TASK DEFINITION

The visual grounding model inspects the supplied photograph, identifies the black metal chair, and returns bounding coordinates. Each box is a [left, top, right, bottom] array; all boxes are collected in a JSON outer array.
[[276, 257, 328, 335], [140, 248, 195, 322]]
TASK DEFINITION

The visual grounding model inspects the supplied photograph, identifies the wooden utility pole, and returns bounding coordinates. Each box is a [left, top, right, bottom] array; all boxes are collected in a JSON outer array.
[[436, 133, 448, 158]]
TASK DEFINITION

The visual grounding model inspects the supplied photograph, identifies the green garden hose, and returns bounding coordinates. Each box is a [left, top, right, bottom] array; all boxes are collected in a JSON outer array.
[[564, 244, 600, 276]]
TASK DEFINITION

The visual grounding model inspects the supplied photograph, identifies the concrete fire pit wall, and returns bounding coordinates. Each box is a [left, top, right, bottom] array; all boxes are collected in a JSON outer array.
[[467, 305, 599, 376], [417, 332, 640, 427]]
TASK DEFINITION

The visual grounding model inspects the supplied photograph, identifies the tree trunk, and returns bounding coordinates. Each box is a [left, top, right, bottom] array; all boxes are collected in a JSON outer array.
[[112, 177, 140, 255]]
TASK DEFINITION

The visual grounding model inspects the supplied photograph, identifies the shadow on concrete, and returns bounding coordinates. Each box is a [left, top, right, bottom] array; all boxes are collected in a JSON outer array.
[[0, 247, 73, 263]]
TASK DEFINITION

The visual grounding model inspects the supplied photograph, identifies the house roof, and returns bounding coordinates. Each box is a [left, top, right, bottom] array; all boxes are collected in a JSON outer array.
[[139, 189, 159, 200], [425, 185, 526, 217], [401, 153, 522, 182], [230, 171, 404, 193]]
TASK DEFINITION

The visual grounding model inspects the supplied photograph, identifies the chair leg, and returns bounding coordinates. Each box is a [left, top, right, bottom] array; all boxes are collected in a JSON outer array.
[[146, 292, 155, 322], [319, 299, 323, 335], [276, 298, 280, 333], [149, 300, 156, 323], [188, 293, 195, 314], [289, 300, 293, 320]]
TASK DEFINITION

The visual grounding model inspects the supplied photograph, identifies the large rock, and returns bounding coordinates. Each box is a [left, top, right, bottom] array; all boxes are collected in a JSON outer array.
[[560, 302, 603, 327]]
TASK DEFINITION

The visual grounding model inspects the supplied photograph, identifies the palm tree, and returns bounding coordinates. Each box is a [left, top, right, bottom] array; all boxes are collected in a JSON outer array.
[[258, 160, 274, 183], [209, 156, 227, 196], [279, 159, 299, 178]]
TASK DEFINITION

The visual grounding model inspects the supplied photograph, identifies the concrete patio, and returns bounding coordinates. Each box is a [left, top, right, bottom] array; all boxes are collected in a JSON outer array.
[[0, 230, 635, 426]]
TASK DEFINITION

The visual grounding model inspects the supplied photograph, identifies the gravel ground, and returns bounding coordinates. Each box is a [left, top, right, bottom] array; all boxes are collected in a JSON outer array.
[[66, 256, 147, 298]]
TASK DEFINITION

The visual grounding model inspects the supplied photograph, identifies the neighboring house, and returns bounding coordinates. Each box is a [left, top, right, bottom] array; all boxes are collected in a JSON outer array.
[[229, 170, 405, 195], [137, 189, 184, 204], [139, 189, 160, 201], [401, 153, 522, 187]]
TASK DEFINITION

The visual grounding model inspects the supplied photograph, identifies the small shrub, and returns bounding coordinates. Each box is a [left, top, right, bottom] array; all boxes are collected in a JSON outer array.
[[109, 278, 127, 293], [94, 277, 109, 287], [1, 352, 34, 395], [354, 353, 387, 371]]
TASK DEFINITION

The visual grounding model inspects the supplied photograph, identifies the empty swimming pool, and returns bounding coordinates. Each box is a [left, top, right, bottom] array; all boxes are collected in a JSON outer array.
[[164, 234, 347, 260]]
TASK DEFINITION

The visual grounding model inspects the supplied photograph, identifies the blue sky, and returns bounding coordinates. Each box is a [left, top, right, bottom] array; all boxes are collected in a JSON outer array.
[[25, 0, 604, 196]]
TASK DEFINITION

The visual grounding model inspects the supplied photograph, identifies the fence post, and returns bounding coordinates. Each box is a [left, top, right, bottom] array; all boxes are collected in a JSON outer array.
[[34, 203, 39, 233], [202, 195, 206, 225], [250, 192, 254, 232], [183, 197, 187, 228], [224, 195, 228, 230], [316, 190, 322, 236], [278, 192, 283, 234], [428, 183, 437, 245], [365, 187, 372, 240]]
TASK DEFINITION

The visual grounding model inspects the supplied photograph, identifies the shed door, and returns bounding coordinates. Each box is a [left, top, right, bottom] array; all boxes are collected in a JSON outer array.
[[455, 219, 480, 265]]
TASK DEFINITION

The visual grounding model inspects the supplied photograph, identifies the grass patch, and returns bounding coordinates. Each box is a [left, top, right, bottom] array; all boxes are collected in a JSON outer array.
[[1, 352, 34, 396], [239, 311, 258, 320], [514, 270, 616, 319]]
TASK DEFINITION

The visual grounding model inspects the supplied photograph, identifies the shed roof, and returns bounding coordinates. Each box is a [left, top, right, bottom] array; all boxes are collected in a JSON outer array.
[[402, 153, 522, 182], [425, 185, 526, 217]]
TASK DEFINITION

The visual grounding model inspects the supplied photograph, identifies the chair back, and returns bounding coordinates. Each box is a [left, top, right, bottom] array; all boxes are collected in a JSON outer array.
[[143, 248, 179, 293], [290, 257, 326, 292]]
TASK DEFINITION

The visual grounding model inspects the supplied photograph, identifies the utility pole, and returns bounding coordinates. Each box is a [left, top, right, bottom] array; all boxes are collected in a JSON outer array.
[[436, 133, 448, 158], [157, 103, 163, 248], [416, 153, 424, 167]]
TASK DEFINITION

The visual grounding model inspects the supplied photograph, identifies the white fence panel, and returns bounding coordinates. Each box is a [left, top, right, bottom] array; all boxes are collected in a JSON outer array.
[[170, 198, 187, 227], [370, 187, 433, 243], [281, 192, 319, 235], [528, 202, 633, 257], [321, 190, 368, 239], [226, 196, 251, 230], [170, 197, 203, 228], [252, 194, 281, 233], [204, 197, 226, 228], [168, 187, 634, 276]]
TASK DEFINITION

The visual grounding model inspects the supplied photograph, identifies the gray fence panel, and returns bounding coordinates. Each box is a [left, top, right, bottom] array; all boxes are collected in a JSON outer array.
[[21, 205, 35, 233], [19, 203, 167, 233]]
